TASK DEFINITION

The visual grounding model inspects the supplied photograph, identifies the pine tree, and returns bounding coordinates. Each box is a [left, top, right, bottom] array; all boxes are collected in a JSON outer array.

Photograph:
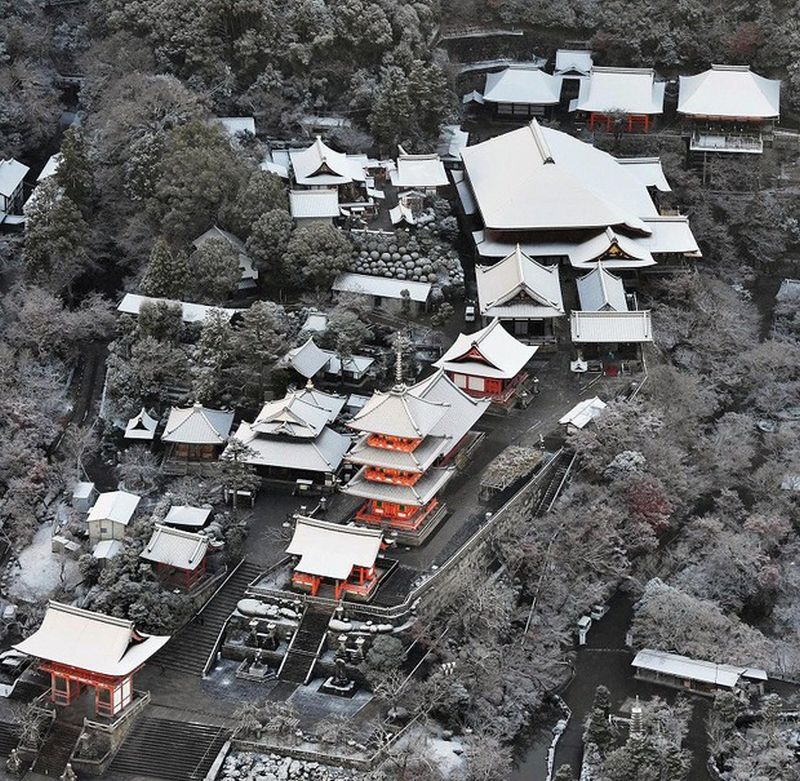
[[141, 238, 189, 299], [245, 209, 295, 282], [186, 238, 240, 304], [225, 170, 288, 237], [218, 438, 260, 509], [24, 179, 89, 293], [55, 126, 94, 214], [553, 765, 574, 781], [231, 301, 289, 408], [584, 705, 614, 753]]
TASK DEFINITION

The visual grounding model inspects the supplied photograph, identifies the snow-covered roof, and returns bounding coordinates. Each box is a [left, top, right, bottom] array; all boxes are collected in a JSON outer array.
[[292, 383, 347, 420], [93, 539, 123, 560], [348, 386, 448, 440], [87, 491, 141, 526], [302, 310, 328, 332], [678, 65, 780, 119], [390, 150, 448, 189], [287, 517, 382, 581], [251, 393, 332, 439], [462, 90, 485, 105], [576, 264, 629, 312], [163, 505, 212, 529], [344, 465, 455, 507], [14, 602, 169, 677], [193, 225, 246, 254], [632, 649, 767, 688], [454, 172, 477, 215], [162, 403, 234, 445], [216, 117, 256, 137], [573, 67, 666, 115], [347, 369, 490, 472], [325, 352, 374, 378], [124, 408, 158, 440], [434, 319, 538, 380], [555, 49, 593, 77], [475, 244, 564, 319], [482, 67, 562, 105], [260, 158, 290, 178], [0, 159, 29, 199], [571, 228, 654, 269], [37, 154, 62, 183], [559, 396, 608, 429], [616, 158, 671, 192], [289, 137, 366, 186], [73, 482, 96, 500], [141, 525, 209, 570], [117, 294, 239, 324], [333, 273, 432, 303], [289, 189, 340, 219], [232, 421, 350, 473], [570, 310, 653, 343], [284, 337, 331, 378], [389, 202, 417, 226], [461, 120, 658, 232]]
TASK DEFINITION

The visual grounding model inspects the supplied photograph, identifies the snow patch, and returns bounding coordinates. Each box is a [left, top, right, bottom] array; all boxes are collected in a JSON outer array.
[[7, 524, 81, 601]]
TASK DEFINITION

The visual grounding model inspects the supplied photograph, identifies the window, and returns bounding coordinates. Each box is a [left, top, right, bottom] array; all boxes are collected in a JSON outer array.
[[453, 373, 467, 389], [467, 376, 485, 392]]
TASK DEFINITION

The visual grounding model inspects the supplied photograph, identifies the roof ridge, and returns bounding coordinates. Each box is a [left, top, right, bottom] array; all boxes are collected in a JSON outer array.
[[528, 120, 554, 164]]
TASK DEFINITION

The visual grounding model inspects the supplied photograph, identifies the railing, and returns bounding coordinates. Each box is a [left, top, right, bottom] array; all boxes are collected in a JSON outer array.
[[201, 560, 247, 678], [84, 690, 150, 733]]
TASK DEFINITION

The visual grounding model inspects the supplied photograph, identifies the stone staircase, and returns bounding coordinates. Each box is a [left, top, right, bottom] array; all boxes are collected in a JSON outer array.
[[155, 560, 263, 676], [30, 720, 80, 776], [534, 450, 575, 516], [278, 605, 334, 685], [109, 717, 230, 781], [0, 721, 19, 756]]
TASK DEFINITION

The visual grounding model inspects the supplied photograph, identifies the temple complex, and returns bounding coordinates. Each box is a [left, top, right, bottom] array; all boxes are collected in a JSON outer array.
[[14, 602, 168, 718]]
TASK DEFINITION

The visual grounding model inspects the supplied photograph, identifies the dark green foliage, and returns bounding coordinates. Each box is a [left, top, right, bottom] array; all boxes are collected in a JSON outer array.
[[141, 238, 190, 299]]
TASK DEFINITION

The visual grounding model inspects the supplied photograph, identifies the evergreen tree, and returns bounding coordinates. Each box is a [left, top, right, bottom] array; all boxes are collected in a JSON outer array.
[[225, 170, 288, 237], [55, 126, 94, 214], [245, 209, 295, 282], [141, 238, 189, 299], [218, 438, 260, 510], [284, 224, 351, 290], [584, 705, 614, 753], [194, 309, 237, 405], [24, 179, 89, 293], [137, 300, 183, 342], [231, 301, 290, 408], [186, 238, 240, 304]]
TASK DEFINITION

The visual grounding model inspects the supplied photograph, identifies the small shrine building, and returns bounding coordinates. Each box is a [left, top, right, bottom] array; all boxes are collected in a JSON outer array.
[[14, 602, 168, 718]]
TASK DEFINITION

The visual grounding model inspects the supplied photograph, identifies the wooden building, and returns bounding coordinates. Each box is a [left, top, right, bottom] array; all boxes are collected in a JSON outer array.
[[0, 158, 29, 226], [474, 244, 564, 343], [481, 66, 562, 118], [570, 310, 653, 374], [459, 120, 699, 270], [433, 319, 538, 402], [678, 65, 780, 155], [14, 602, 168, 718], [192, 226, 258, 289], [632, 649, 767, 696], [389, 147, 448, 193], [87, 490, 141, 545], [124, 408, 158, 442], [286, 517, 384, 601], [342, 368, 489, 544], [140, 525, 211, 590], [229, 385, 349, 489], [571, 66, 666, 133], [161, 403, 234, 461]]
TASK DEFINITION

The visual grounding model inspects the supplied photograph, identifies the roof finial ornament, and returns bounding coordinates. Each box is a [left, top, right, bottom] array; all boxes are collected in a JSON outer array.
[[392, 331, 411, 390]]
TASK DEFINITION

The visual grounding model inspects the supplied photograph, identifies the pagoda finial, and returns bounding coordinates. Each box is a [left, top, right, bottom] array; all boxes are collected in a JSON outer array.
[[392, 331, 410, 389]]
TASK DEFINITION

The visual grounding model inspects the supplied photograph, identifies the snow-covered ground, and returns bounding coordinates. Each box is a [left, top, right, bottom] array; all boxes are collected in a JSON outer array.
[[6, 524, 80, 602]]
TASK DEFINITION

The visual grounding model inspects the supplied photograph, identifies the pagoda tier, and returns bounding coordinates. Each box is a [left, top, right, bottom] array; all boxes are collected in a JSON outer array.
[[347, 433, 450, 474], [344, 466, 455, 530]]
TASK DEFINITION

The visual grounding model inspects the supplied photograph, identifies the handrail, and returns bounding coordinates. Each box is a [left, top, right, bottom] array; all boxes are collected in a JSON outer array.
[[200, 560, 246, 678]]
